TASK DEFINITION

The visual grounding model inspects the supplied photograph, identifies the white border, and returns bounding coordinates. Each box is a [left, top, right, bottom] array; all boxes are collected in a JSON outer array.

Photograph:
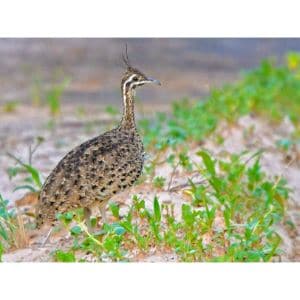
[[0, 263, 299, 300], [0, 1, 299, 299], [0, 0, 300, 37]]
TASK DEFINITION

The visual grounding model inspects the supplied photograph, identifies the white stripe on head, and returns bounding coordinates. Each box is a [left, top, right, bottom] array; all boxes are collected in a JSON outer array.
[[122, 74, 137, 101], [123, 74, 137, 91], [131, 81, 148, 87]]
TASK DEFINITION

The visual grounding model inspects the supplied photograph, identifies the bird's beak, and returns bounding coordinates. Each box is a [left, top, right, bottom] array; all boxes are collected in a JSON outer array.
[[147, 77, 161, 85]]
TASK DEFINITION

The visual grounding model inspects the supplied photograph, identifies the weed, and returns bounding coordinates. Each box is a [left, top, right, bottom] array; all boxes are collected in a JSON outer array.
[[46, 78, 70, 116], [7, 138, 44, 193], [153, 176, 166, 189], [0, 194, 16, 249], [31, 77, 43, 106], [2, 101, 19, 113], [276, 138, 295, 152], [53, 250, 76, 262], [105, 105, 119, 116], [0, 242, 3, 262], [7, 153, 42, 193], [0, 193, 28, 252]]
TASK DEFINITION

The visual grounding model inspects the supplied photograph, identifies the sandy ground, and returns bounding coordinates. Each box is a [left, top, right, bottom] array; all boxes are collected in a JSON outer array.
[[1, 105, 299, 262]]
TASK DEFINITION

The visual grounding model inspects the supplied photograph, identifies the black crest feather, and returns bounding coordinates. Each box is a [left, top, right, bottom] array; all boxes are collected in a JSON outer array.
[[122, 44, 132, 69]]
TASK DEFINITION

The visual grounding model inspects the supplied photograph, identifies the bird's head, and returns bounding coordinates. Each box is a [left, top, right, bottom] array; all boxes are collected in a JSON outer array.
[[121, 46, 161, 91]]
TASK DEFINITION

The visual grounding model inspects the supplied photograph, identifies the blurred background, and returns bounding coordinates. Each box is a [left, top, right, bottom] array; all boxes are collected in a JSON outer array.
[[2, 38, 300, 105]]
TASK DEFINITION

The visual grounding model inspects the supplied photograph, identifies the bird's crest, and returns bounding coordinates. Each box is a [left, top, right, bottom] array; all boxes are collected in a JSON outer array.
[[122, 44, 133, 70]]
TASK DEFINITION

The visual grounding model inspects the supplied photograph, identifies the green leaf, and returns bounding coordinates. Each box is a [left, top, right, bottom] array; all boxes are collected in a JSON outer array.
[[109, 202, 120, 219], [113, 225, 126, 236], [57, 211, 74, 225], [90, 216, 97, 228], [23, 164, 42, 188], [64, 212, 74, 221], [70, 225, 82, 236], [166, 154, 175, 166], [181, 204, 194, 226], [54, 250, 76, 262], [0, 242, 3, 262], [7, 167, 21, 179], [13, 185, 36, 193], [247, 158, 262, 184], [120, 220, 133, 233], [153, 176, 166, 189], [0, 223, 9, 241], [276, 139, 293, 151], [178, 152, 192, 171], [287, 52, 300, 70], [153, 196, 161, 223], [197, 150, 216, 176]]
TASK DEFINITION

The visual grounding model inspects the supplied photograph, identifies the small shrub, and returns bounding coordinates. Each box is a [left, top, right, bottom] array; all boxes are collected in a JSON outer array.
[[153, 176, 166, 189]]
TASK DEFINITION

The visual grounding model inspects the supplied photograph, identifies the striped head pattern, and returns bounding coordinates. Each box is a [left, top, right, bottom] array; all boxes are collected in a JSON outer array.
[[119, 45, 161, 129], [121, 46, 161, 93]]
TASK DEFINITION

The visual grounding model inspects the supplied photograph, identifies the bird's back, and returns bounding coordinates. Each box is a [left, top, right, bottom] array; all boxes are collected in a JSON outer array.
[[37, 127, 144, 227]]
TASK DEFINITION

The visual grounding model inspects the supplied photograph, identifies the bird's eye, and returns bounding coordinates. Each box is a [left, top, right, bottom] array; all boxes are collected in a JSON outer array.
[[133, 76, 138, 81]]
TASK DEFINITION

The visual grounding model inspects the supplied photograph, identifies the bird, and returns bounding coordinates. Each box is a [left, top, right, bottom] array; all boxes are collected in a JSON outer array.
[[35, 48, 161, 235]]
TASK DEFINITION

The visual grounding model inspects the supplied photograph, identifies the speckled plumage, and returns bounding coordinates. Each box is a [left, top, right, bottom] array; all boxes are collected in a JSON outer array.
[[36, 57, 160, 229]]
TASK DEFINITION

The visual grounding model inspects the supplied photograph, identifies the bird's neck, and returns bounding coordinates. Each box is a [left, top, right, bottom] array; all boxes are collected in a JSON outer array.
[[119, 85, 136, 130]]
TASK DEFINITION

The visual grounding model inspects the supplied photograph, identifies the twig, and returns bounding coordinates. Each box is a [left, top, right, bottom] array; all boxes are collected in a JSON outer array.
[[243, 149, 264, 165], [167, 163, 179, 191], [6, 152, 26, 167], [169, 179, 207, 192], [78, 222, 103, 247], [28, 137, 44, 165], [272, 156, 296, 191]]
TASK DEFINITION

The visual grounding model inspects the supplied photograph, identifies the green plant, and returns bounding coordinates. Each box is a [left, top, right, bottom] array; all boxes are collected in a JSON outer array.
[[276, 138, 295, 152], [0, 242, 4, 262], [2, 101, 19, 113], [7, 137, 44, 193], [53, 250, 76, 262], [7, 153, 42, 193], [153, 176, 166, 189], [105, 105, 119, 116], [46, 78, 70, 116], [0, 194, 16, 250], [31, 77, 43, 106]]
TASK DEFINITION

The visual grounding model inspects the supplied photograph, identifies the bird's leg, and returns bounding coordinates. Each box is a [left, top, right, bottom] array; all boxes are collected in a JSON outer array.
[[84, 207, 93, 232], [99, 204, 107, 224]]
